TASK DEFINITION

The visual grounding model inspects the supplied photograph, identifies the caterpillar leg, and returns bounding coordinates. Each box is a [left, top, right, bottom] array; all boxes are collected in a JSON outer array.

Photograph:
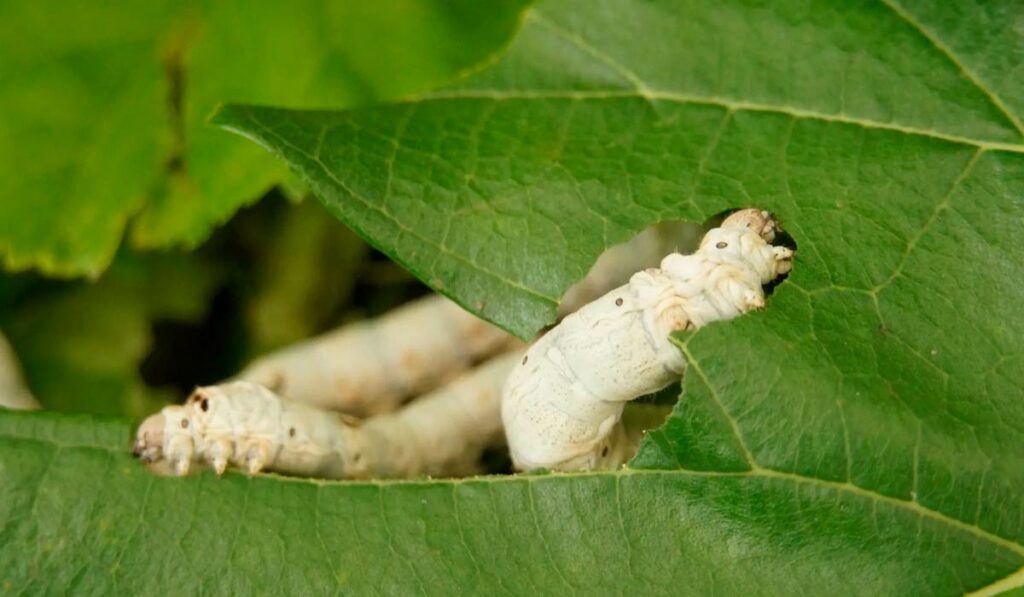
[[134, 352, 520, 480], [710, 276, 766, 311], [773, 246, 794, 274]]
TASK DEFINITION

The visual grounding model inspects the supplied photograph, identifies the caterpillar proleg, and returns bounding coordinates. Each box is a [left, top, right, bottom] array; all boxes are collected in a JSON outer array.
[[237, 294, 517, 417], [134, 352, 520, 479], [0, 331, 38, 410], [502, 209, 794, 472]]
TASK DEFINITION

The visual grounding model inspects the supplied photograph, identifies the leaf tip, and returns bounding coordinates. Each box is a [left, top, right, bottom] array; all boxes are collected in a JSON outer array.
[[204, 103, 278, 155], [206, 102, 241, 129]]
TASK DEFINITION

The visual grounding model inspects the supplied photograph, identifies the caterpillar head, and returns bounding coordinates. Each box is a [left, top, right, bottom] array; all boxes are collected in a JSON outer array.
[[132, 413, 166, 463], [720, 208, 779, 242]]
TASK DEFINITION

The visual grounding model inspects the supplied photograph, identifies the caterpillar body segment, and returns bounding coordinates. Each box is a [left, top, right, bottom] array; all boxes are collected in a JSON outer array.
[[0, 332, 38, 410], [237, 294, 516, 417], [134, 352, 521, 480], [502, 209, 794, 472], [350, 351, 520, 478], [133, 382, 349, 477]]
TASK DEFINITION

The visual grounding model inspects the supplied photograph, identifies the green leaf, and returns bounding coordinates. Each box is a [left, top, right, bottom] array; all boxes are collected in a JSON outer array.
[[1, 409, 1021, 594], [212, 0, 1024, 335], [132, 0, 532, 250], [210, 0, 1024, 592], [0, 0, 179, 276], [5, 0, 1024, 593], [0, 0, 531, 276]]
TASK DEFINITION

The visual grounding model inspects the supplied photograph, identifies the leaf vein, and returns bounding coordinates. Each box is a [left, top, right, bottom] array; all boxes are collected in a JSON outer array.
[[526, 479, 575, 592], [676, 341, 757, 468], [5, 429, 1022, 560], [874, 148, 983, 294], [230, 108, 560, 311], [967, 563, 1024, 596], [422, 89, 1024, 153], [878, 0, 1024, 139]]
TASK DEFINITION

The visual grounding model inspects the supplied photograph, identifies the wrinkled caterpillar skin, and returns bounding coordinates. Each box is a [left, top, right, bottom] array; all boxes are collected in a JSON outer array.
[[238, 294, 516, 417], [134, 352, 520, 479], [502, 209, 793, 472]]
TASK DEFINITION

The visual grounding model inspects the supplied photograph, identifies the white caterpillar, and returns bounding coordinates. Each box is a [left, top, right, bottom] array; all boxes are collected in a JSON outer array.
[[0, 331, 38, 411], [237, 294, 517, 417], [502, 209, 794, 472], [134, 352, 520, 479], [233, 226, 687, 419]]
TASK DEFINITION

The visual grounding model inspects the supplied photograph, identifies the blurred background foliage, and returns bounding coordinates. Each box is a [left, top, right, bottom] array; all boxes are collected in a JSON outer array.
[[0, 0, 531, 419]]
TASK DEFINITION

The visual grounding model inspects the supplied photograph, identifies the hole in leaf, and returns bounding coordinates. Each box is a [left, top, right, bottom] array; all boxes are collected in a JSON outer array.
[[557, 219, 703, 317]]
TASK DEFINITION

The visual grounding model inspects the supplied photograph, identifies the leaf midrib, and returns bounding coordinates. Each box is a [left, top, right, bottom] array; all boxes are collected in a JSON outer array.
[[422, 88, 1024, 154], [550, 1, 1024, 147], [4, 426, 1021, 560], [879, 0, 1024, 139], [422, 4, 1024, 154]]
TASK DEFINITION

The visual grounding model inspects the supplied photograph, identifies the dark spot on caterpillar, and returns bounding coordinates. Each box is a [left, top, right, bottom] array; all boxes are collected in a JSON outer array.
[[601, 446, 609, 457], [353, 453, 361, 463], [289, 427, 296, 438], [716, 241, 728, 249], [200, 398, 209, 412], [522, 355, 528, 365], [180, 419, 189, 429], [615, 297, 623, 306], [878, 323, 891, 335]]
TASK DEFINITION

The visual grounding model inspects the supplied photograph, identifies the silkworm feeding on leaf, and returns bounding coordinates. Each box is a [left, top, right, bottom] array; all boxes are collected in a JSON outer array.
[[131, 210, 787, 481], [237, 294, 517, 417], [133, 352, 521, 479], [502, 208, 794, 472]]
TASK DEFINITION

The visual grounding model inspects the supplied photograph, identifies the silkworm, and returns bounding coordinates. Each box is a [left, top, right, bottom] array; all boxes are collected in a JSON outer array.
[[237, 294, 517, 417], [0, 331, 39, 410], [133, 351, 521, 479], [234, 229, 683, 419], [501, 209, 794, 472]]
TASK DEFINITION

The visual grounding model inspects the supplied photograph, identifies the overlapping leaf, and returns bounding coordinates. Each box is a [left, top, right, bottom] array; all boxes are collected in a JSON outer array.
[[3, 0, 1024, 593]]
